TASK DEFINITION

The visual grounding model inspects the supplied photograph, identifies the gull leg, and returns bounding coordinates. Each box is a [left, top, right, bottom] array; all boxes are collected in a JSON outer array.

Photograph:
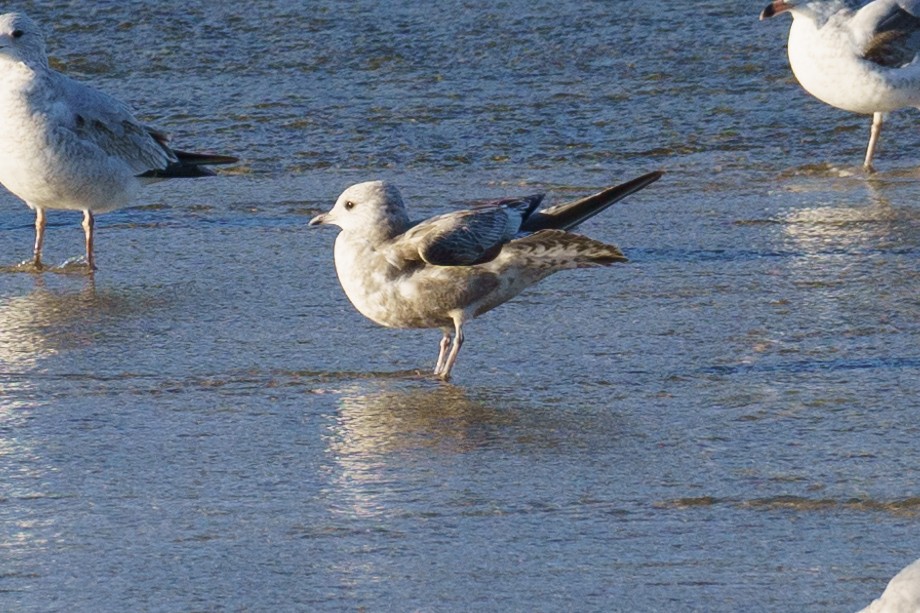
[[438, 320, 464, 382], [32, 207, 46, 269], [434, 330, 452, 375], [864, 112, 884, 173], [82, 209, 96, 271]]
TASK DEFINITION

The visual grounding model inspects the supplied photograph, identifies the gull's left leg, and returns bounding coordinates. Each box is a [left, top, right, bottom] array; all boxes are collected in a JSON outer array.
[[864, 112, 885, 172], [438, 319, 464, 381], [434, 330, 452, 375], [32, 207, 46, 269], [82, 210, 96, 270]]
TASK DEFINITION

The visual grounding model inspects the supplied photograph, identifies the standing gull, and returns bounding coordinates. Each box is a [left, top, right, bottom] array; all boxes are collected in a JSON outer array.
[[310, 171, 662, 381], [761, 0, 920, 171], [0, 12, 237, 271]]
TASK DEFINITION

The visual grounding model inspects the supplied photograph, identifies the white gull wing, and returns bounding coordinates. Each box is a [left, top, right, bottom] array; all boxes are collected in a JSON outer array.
[[385, 195, 544, 267], [50, 71, 175, 175]]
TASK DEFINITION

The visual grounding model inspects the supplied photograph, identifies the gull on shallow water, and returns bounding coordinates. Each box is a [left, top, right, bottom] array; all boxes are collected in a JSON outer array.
[[0, 12, 237, 271], [857, 558, 920, 613], [310, 171, 663, 381], [761, 0, 920, 171]]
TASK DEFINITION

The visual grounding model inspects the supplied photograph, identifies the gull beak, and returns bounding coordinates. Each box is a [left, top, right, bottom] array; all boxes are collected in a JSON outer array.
[[309, 212, 329, 226], [760, 0, 791, 19]]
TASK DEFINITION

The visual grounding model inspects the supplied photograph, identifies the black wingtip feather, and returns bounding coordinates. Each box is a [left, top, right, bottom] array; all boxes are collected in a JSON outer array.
[[138, 150, 239, 179], [173, 150, 239, 166], [521, 170, 663, 232]]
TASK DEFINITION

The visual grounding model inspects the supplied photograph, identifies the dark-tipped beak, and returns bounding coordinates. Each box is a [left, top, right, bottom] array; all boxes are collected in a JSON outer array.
[[760, 0, 789, 20], [309, 213, 328, 226]]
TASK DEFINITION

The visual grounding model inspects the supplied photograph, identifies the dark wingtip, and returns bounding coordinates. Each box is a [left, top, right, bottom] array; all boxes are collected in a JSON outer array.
[[138, 150, 239, 179], [589, 169, 664, 204], [173, 150, 239, 166], [139, 164, 215, 179], [630, 169, 665, 187], [520, 169, 664, 232]]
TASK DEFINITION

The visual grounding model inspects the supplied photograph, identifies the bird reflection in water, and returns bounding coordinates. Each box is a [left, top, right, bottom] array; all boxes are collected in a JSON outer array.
[[320, 382, 513, 519], [0, 277, 97, 370], [0, 276, 154, 403], [327, 383, 513, 457], [755, 178, 920, 377], [777, 178, 920, 293], [778, 178, 906, 254]]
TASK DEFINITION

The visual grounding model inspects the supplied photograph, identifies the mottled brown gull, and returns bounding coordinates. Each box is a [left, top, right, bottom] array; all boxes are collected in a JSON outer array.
[[761, 0, 920, 171], [0, 12, 237, 271], [310, 171, 663, 381]]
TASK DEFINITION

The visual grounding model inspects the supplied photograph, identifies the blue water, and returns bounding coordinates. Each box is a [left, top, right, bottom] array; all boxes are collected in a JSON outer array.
[[1, 1, 919, 611]]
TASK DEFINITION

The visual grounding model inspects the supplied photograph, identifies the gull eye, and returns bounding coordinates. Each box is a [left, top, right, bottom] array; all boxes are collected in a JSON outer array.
[[344, 200, 356, 211], [11, 30, 24, 39]]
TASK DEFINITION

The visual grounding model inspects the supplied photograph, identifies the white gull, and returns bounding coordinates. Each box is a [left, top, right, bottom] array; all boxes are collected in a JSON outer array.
[[857, 558, 920, 612], [0, 12, 237, 271], [761, 0, 920, 171], [309, 171, 663, 381]]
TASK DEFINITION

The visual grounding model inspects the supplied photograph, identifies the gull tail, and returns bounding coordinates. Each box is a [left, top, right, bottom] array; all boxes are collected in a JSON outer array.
[[521, 170, 663, 232], [139, 150, 239, 179], [511, 229, 627, 267]]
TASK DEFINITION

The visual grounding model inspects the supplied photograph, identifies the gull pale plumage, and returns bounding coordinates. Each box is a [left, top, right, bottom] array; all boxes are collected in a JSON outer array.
[[857, 558, 920, 613], [761, 0, 920, 171], [310, 171, 663, 381], [0, 12, 237, 270]]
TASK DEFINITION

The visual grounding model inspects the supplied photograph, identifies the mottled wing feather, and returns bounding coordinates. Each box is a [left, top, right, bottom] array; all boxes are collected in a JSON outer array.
[[392, 197, 542, 267], [509, 229, 628, 266], [54, 73, 174, 173], [418, 208, 515, 266], [857, 2, 920, 66]]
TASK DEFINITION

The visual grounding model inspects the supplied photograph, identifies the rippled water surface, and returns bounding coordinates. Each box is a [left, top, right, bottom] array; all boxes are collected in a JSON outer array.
[[1, 1, 920, 611]]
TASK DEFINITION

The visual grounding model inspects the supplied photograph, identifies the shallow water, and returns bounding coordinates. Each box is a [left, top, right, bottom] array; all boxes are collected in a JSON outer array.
[[1, 1, 919, 611]]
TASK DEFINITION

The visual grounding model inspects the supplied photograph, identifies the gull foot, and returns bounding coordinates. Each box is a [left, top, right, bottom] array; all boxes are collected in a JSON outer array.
[[59, 256, 96, 274]]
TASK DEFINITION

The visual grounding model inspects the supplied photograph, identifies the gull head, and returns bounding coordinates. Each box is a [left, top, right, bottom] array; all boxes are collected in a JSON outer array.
[[310, 180, 411, 239], [760, 0, 838, 22], [0, 13, 47, 66], [760, 0, 795, 19]]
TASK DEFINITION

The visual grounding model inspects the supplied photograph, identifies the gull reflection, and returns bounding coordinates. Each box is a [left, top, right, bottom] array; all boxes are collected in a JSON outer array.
[[322, 383, 513, 519], [0, 277, 146, 407], [0, 277, 103, 374], [0, 278, 117, 558], [777, 179, 920, 290], [779, 181, 901, 253], [329, 383, 513, 454], [768, 178, 920, 372]]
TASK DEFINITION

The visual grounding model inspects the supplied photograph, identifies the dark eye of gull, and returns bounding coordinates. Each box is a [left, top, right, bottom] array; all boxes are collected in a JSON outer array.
[[344, 200, 355, 210], [11, 30, 24, 38]]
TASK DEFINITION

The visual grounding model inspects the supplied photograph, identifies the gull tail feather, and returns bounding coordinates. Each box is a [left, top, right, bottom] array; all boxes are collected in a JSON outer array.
[[138, 150, 239, 179], [521, 170, 663, 232], [511, 229, 627, 267]]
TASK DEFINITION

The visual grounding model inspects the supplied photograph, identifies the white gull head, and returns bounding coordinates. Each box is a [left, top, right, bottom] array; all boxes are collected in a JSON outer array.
[[0, 12, 48, 68], [309, 180, 411, 241]]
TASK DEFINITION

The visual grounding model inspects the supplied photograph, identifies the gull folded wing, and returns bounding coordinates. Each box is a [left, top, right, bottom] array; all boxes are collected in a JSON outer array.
[[392, 196, 543, 267]]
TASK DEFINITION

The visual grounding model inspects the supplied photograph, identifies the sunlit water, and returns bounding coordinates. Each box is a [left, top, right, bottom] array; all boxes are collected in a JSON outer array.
[[1, 1, 919, 611]]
